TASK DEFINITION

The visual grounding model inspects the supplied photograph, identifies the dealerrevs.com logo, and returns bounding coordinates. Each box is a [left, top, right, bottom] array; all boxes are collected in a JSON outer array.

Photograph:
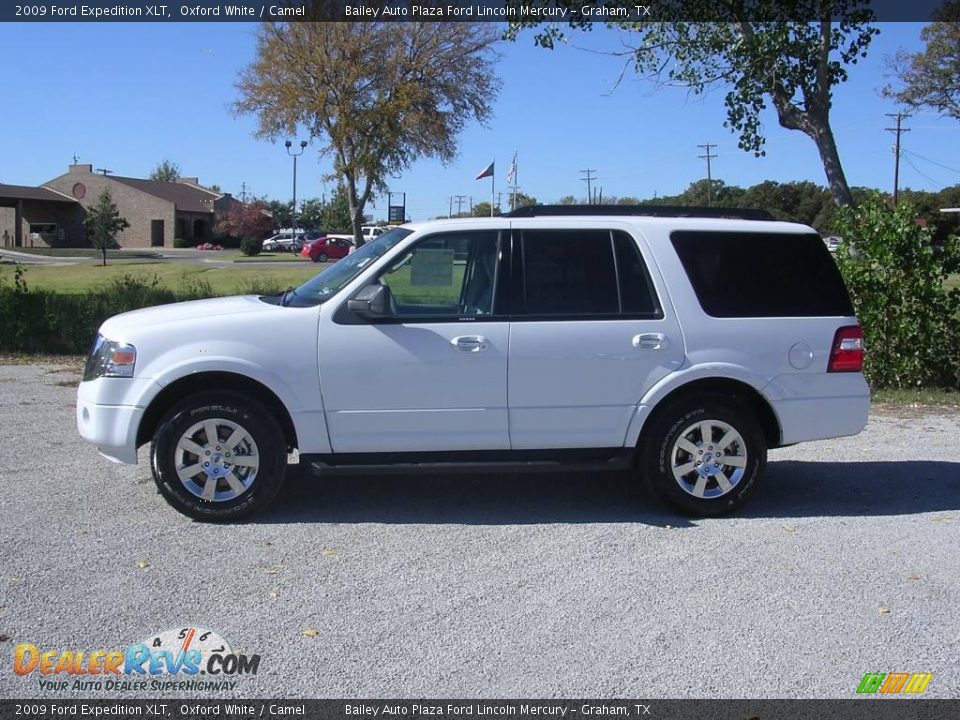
[[13, 627, 261, 692]]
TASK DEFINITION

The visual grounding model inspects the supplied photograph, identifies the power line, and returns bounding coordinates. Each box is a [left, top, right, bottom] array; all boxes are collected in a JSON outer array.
[[580, 169, 596, 204], [902, 154, 944, 190], [901, 149, 960, 176], [697, 143, 717, 206], [885, 112, 911, 205]]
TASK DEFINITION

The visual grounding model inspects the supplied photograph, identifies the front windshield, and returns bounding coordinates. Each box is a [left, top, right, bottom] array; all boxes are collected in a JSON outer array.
[[287, 227, 413, 307]]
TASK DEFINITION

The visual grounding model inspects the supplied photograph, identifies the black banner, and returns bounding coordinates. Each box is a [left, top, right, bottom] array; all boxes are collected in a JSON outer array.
[[2, 700, 960, 720], [0, 0, 951, 23]]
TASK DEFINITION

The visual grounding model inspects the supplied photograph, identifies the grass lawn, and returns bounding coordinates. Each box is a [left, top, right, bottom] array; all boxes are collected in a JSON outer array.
[[0, 262, 321, 295], [9, 248, 163, 259]]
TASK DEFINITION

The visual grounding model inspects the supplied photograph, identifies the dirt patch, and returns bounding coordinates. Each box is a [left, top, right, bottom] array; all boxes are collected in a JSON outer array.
[[871, 402, 960, 419]]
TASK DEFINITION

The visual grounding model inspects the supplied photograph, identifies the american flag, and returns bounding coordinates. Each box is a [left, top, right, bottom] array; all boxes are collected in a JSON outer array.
[[507, 152, 517, 185]]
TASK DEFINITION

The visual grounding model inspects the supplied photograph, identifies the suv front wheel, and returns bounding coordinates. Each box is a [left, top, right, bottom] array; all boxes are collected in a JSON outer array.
[[641, 396, 766, 516], [150, 392, 287, 521]]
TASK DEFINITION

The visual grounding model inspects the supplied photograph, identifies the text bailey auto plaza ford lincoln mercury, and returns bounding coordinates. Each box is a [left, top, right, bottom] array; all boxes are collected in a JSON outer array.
[[76, 206, 869, 521]]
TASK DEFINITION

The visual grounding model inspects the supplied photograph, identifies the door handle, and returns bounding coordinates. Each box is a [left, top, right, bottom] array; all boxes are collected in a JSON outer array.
[[633, 333, 668, 350], [451, 335, 488, 353]]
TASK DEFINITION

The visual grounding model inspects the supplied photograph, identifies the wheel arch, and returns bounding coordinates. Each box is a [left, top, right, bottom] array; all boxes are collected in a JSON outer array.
[[136, 371, 298, 450], [634, 377, 782, 450]]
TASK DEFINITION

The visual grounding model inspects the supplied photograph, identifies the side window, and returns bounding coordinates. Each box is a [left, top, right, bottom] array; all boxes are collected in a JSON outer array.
[[613, 231, 662, 317], [378, 231, 500, 318], [520, 230, 619, 315]]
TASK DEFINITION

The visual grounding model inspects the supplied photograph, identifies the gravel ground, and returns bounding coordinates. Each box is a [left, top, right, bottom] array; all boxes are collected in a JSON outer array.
[[0, 362, 958, 700]]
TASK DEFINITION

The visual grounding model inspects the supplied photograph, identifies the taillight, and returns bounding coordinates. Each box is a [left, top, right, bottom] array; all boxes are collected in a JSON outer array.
[[828, 325, 864, 372]]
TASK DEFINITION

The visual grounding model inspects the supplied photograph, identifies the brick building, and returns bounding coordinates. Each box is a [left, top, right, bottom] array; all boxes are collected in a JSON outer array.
[[0, 163, 241, 249]]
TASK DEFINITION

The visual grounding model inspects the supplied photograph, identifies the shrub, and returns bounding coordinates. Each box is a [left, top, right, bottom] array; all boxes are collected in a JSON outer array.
[[0, 268, 219, 355], [173, 237, 192, 249], [240, 236, 262, 257], [834, 195, 960, 389]]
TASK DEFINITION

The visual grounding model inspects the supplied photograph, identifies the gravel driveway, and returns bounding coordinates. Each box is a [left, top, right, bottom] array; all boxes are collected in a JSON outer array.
[[0, 362, 957, 699]]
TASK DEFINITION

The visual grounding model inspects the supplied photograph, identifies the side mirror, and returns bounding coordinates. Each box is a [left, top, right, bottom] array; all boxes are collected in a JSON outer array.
[[348, 284, 392, 319]]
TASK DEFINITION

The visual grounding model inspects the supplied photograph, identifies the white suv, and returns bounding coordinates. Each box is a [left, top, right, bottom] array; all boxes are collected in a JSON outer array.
[[77, 207, 869, 520]]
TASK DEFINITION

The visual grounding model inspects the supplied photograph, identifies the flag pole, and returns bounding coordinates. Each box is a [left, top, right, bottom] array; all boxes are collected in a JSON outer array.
[[491, 165, 495, 217]]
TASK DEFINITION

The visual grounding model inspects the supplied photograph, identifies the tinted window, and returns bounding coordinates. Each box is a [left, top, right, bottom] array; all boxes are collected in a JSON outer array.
[[614, 232, 661, 316], [671, 231, 854, 317], [520, 230, 619, 315]]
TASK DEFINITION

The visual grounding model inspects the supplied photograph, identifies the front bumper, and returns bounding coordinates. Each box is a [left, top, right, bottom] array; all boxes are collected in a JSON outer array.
[[76, 397, 144, 464], [76, 377, 159, 464]]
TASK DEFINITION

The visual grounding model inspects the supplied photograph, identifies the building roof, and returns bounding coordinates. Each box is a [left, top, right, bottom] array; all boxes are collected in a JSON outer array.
[[109, 176, 218, 213], [0, 183, 78, 203]]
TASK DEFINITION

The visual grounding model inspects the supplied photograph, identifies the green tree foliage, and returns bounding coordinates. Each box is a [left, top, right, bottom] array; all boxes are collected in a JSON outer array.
[[885, 0, 960, 121], [83, 189, 130, 266], [235, 20, 501, 245], [297, 199, 325, 231], [266, 200, 293, 230], [834, 195, 960, 389], [471, 201, 500, 217], [508, 2, 877, 205], [320, 187, 354, 234], [240, 236, 262, 257], [150, 159, 181, 182]]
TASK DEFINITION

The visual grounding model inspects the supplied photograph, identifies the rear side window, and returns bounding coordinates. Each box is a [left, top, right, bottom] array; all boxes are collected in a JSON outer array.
[[518, 229, 661, 318], [671, 231, 854, 317]]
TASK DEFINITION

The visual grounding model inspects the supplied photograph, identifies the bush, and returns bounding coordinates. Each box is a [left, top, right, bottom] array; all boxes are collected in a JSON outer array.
[[834, 195, 960, 389], [0, 266, 217, 354], [240, 236, 262, 257], [173, 237, 192, 248]]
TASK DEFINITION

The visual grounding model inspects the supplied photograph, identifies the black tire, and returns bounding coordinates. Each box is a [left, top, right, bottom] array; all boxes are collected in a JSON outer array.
[[150, 392, 287, 521], [316, 253, 328, 263], [640, 395, 766, 516]]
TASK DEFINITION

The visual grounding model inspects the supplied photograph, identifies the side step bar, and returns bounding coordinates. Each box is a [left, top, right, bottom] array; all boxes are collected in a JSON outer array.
[[303, 449, 635, 476]]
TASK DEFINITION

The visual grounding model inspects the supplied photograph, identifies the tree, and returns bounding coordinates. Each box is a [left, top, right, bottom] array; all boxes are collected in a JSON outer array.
[[834, 195, 960, 388], [150, 159, 181, 182], [320, 187, 354, 234], [508, 2, 877, 206], [508, 192, 537, 210], [298, 198, 325, 231], [885, 0, 960, 121], [83, 189, 130, 266], [235, 20, 501, 245], [214, 200, 273, 241], [471, 201, 501, 217], [266, 200, 293, 230]]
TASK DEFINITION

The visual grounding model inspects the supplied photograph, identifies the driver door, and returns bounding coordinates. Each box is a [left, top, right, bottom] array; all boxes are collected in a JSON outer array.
[[317, 229, 510, 453]]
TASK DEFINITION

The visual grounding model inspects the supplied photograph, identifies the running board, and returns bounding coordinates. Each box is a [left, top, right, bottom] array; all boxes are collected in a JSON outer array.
[[304, 449, 634, 476]]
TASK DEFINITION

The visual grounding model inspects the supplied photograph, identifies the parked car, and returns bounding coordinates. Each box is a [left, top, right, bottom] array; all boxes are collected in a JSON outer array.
[[261, 233, 296, 252], [361, 225, 386, 243], [823, 236, 841, 253], [77, 206, 869, 521], [301, 236, 353, 263]]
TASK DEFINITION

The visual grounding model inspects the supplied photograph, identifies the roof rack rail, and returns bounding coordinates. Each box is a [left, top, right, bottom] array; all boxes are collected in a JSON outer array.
[[502, 204, 775, 221]]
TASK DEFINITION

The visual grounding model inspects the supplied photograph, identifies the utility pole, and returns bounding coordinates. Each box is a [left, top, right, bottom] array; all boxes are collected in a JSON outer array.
[[469, 197, 474, 214], [697, 143, 717, 206], [580, 169, 596, 205], [885, 112, 911, 206], [240, 181, 248, 203], [449, 196, 454, 218], [454, 194, 467, 217], [496, 192, 505, 212]]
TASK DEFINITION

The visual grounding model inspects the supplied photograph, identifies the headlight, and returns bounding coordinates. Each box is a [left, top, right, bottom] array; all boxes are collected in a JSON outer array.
[[83, 334, 137, 380]]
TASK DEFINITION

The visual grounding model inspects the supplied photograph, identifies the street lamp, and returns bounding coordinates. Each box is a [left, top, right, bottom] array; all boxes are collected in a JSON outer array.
[[285, 139, 308, 246]]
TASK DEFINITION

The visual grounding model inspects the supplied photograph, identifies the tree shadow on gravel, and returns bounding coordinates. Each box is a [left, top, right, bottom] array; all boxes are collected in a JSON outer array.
[[253, 459, 960, 526]]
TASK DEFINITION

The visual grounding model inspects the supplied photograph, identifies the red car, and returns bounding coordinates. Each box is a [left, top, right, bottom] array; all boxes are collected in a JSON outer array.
[[300, 236, 353, 263]]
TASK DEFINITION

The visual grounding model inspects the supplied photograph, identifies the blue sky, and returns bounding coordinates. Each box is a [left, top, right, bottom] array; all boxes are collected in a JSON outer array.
[[1, 21, 959, 220]]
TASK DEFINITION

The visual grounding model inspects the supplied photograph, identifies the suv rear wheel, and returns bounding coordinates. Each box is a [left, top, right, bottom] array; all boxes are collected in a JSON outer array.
[[641, 395, 766, 516], [150, 392, 287, 521]]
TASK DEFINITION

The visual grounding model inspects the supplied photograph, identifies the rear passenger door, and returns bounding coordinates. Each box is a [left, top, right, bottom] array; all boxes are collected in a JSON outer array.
[[507, 228, 684, 449]]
